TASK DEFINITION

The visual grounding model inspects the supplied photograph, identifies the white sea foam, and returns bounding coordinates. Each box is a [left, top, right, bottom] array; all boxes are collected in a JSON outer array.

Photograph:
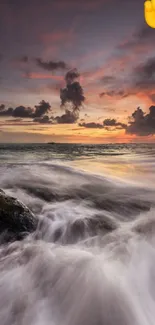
[[0, 144, 155, 324]]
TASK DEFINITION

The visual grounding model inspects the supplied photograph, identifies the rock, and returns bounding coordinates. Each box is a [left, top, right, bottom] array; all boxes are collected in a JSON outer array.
[[0, 190, 38, 243]]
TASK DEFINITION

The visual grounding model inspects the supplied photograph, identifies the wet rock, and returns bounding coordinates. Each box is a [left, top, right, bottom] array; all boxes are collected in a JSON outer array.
[[0, 189, 38, 243]]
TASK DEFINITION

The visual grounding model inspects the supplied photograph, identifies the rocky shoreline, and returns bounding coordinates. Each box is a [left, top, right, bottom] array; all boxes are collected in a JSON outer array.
[[0, 189, 38, 244]]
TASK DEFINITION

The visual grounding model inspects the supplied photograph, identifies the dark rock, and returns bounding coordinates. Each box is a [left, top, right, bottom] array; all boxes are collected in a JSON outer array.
[[0, 190, 38, 243]]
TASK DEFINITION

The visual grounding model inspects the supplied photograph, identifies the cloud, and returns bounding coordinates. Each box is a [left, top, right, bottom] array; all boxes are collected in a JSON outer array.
[[33, 115, 52, 124], [126, 106, 155, 135], [36, 58, 68, 71], [0, 54, 3, 62], [55, 109, 78, 124], [0, 104, 5, 111], [0, 100, 51, 118], [19, 56, 29, 63], [79, 122, 104, 128], [13, 106, 33, 118], [103, 119, 127, 129], [0, 106, 33, 118], [133, 57, 155, 90], [98, 56, 155, 101], [0, 106, 31, 118], [33, 100, 51, 118], [135, 25, 155, 43], [0, 107, 14, 116], [60, 69, 85, 111], [99, 90, 129, 98], [65, 69, 80, 84], [79, 118, 127, 130], [0, 101, 79, 125], [119, 24, 155, 51], [135, 57, 155, 79], [100, 76, 116, 84]]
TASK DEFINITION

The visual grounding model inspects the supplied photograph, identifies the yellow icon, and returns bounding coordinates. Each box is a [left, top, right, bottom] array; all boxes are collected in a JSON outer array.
[[144, 0, 155, 28]]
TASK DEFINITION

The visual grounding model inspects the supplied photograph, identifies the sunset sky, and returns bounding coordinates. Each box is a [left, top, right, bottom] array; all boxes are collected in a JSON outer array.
[[0, 0, 155, 143]]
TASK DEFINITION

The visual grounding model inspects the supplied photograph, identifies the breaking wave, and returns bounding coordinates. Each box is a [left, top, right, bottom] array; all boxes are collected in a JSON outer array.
[[0, 145, 155, 325]]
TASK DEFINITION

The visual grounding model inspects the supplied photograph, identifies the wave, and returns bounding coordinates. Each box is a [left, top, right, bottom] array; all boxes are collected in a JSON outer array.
[[0, 160, 155, 324]]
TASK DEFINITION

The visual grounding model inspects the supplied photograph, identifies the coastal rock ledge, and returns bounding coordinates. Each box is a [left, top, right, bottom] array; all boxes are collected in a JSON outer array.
[[0, 189, 38, 243]]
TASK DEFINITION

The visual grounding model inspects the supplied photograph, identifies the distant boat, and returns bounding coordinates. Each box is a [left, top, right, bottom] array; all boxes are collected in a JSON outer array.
[[47, 142, 56, 145]]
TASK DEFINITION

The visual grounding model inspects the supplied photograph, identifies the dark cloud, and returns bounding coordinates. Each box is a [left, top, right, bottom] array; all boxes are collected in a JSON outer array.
[[99, 90, 129, 98], [79, 122, 104, 128], [119, 24, 155, 51], [60, 69, 85, 111], [101, 57, 155, 99], [0, 100, 51, 119], [135, 25, 155, 42], [65, 69, 80, 84], [79, 118, 127, 130], [0, 104, 5, 111], [103, 119, 127, 129], [33, 115, 52, 124], [55, 109, 78, 124], [0, 105, 32, 118], [36, 58, 68, 71], [0, 107, 14, 116], [19, 56, 29, 63], [135, 57, 155, 79], [0, 106, 32, 118], [13, 106, 33, 118], [99, 75, 134, 100], [126, 106, 155, 136], [133, 57, 155, 90], [60, 82, 85, 110], [0, 54, 3, 62], [0, 100, 80, 125], [33, 100, 51, 118], [100, 76, 116, 84]]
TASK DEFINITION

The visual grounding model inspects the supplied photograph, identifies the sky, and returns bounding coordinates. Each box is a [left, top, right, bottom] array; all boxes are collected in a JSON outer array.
[[0, 0, 155, 143]]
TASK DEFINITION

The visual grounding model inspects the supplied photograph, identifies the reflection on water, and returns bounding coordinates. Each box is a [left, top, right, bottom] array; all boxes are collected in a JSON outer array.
[[70, 156, 135, 179], [1, 143, 155, 185], [69, 154, 155, 186]]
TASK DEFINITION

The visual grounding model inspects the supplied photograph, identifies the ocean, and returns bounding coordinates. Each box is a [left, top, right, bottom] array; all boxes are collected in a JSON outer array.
[[0, 143, 155, 325]]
